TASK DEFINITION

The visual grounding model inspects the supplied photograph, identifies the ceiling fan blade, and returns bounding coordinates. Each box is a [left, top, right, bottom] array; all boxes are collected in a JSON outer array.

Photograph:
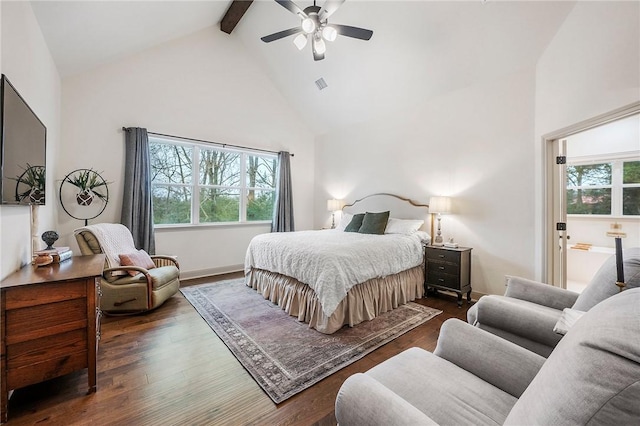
[[275, 0, 308, 18], [261, 27, 303, 43], [318, 0, 345, 21], [333, 24, 373, 41]]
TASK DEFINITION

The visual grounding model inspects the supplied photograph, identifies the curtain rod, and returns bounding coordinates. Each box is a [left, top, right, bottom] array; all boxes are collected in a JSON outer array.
[[121, 127, 293, 157]]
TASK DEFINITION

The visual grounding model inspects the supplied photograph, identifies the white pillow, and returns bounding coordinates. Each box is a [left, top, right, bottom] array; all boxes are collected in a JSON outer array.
[[336, 212, 353, 231], [385, 218, 424, 235], [415, 231, 431, 244]]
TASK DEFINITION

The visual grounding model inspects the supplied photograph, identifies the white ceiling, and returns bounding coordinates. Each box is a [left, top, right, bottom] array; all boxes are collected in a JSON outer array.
[[30, 0, 576, 135]]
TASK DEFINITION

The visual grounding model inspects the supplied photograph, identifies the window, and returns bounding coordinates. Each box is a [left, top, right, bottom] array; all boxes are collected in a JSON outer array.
[[623, 160, 640, 215], [567, 157, 640, 216], [149, 135, 277, 226]]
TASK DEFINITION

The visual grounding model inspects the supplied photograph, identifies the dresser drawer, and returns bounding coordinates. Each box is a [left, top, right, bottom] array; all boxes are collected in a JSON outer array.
[[425, 248, 460, 264], [427, 261, 460, 276], [7, 329, 87, 370], [427, 271, 461, 290], [7, 351, 88, 390], [5, 281, 86, 310], [5, 298, 88, 345]]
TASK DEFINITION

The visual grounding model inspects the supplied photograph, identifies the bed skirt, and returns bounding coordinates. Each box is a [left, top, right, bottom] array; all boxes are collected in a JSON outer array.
[[245, 264, 425, 334]]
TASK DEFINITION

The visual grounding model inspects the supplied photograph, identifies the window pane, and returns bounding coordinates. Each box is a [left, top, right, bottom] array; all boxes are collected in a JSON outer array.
[[150, 143, 193, 184], [623, 161, 640, 184], [566, 163, 612, 187], [199, 149, 240, 187], [623, 187, 640, 215], [247, 190, 275, 221], [200, 188, 239, 222], [566, 188, 611, 214], [246, 155, 277, 189], [152, 185, 191, 224]]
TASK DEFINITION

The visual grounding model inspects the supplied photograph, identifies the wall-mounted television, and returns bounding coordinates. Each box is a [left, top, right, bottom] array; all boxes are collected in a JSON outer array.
[[0, 74, 47, 205]]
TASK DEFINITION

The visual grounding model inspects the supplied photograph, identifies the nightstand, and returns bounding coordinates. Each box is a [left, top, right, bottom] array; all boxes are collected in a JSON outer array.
[[424, 245, 472, 307]]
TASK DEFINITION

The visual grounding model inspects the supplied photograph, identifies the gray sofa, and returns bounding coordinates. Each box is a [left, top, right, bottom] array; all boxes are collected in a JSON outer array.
[[335, 288, 640, 425], [467, 247, 640, 357]]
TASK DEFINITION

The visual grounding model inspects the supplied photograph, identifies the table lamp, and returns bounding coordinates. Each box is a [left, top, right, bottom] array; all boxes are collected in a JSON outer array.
[[327, 199, 342, 229], [429, 196, 451, 246]]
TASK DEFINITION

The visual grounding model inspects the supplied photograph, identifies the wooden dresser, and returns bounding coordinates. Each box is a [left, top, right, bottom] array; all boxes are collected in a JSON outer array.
[[0, 254, 104, 423]]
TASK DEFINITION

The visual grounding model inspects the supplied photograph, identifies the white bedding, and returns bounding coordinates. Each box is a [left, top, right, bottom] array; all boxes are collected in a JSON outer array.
[[244, 230, 426, 317]]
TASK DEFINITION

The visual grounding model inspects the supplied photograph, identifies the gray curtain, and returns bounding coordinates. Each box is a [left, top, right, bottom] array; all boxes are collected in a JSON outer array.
[[121, 127, 156, 253], [271, 151, 295, 232]]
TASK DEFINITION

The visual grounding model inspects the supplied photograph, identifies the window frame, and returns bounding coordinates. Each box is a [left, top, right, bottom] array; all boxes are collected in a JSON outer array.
[[567, 153, 640, 218], [149, 135, 278, 228]]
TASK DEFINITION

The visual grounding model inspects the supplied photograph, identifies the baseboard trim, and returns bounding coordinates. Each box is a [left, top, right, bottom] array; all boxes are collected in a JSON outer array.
[[180, 264, 244, 281]]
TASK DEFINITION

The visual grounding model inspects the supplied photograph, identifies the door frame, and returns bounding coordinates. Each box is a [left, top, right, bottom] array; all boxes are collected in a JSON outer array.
[[542, 101, 640, 286]]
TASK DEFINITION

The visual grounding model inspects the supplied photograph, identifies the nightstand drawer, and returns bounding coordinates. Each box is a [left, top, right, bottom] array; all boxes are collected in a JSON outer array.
[[427, 262, 460, 276], [425, 248, 460, 264], [427, 271, 461, 290]]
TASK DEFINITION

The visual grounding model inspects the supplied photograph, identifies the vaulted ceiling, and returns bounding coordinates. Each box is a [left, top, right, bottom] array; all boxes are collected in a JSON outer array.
[[30, 0, 576, 135]]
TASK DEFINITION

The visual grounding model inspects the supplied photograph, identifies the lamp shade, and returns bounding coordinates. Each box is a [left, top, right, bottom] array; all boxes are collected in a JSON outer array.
[[429, 196, 451, 214], [293, 33, 308, 50], [327, 199, 342, 212]]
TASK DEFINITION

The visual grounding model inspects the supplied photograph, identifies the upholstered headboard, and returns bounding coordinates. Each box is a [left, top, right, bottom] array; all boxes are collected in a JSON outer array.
[[341, 193, 431, 234]]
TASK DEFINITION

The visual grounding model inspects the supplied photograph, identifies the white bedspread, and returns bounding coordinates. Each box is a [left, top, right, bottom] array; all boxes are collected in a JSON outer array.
[[244, 230, 425, 317]]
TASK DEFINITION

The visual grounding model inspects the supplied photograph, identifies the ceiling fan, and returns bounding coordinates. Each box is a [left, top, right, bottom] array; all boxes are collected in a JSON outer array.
[[260, 0, 373, 61]]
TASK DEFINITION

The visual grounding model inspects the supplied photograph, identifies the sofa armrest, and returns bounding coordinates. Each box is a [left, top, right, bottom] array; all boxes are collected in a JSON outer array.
[[434, 319, 545, 398], [336, 373, 438, 426], [505, 276, 579, 309], [474, 295, 564, 348]]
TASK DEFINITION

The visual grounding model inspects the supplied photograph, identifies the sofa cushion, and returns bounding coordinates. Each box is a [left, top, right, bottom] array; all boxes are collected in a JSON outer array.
[[506, 288, 640, 425], [366, 347, 517, 425], [572, 247, 640, 311], [111, 265, 179, 290]]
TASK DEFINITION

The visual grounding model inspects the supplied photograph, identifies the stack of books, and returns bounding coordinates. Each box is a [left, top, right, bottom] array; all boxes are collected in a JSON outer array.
[[34, 246, 73, 264]]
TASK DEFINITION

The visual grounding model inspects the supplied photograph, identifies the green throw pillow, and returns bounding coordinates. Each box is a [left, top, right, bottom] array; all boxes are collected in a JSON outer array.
[[344, 213, 365, 232], [359, 211, 390, 235]]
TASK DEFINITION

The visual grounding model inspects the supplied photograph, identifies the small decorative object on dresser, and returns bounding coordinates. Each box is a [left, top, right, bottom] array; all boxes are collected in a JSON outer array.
[[41, 230, 59, 249], [33, 246, 73, 265], [425, 245, 472, 307]]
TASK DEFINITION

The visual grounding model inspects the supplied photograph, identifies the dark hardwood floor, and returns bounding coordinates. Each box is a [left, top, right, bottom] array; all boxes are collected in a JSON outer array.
[[4, 273, 472, 425]]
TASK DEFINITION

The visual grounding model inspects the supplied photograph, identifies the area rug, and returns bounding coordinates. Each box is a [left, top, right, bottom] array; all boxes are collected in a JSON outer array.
[[180, 278, 441, 403]]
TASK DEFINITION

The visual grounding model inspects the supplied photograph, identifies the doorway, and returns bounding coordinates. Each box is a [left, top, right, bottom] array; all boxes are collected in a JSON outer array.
[[544, 102, 640, 289]]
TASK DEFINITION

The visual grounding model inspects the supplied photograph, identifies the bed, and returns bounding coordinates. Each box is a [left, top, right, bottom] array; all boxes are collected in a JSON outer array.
[[245, 193, 431, 334]]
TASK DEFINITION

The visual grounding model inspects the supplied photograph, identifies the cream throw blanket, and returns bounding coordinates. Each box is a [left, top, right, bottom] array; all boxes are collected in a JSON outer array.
[[245, 230, 426, 317], [75, 223, 137, 269]]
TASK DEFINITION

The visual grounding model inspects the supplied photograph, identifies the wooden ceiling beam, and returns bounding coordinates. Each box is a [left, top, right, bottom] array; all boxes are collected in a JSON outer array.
[[220, 0, 254, 34]]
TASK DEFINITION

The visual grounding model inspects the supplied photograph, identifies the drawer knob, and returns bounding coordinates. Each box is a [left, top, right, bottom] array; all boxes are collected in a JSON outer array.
[[439, 266, 445, 270], [438, 255, 445, 258], [438, 278, 445, 282]]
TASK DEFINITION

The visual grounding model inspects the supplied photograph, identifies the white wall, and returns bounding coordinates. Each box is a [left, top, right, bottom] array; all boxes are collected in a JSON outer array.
[[0, 1, 61, 280], [534, 1, 640, 280], [59, 27, 315, 278], [315, 69, 537, 296]]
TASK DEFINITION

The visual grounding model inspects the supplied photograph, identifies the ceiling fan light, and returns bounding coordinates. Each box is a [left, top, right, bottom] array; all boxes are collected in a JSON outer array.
[[314, 38, 327, 55], [322, 26, 337, 42], [301, 18, 316, 34], [293, 33, 308, 50]]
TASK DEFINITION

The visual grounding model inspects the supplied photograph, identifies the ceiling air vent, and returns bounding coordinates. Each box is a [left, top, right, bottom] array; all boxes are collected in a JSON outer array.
[[315, 78, 328, 91]]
